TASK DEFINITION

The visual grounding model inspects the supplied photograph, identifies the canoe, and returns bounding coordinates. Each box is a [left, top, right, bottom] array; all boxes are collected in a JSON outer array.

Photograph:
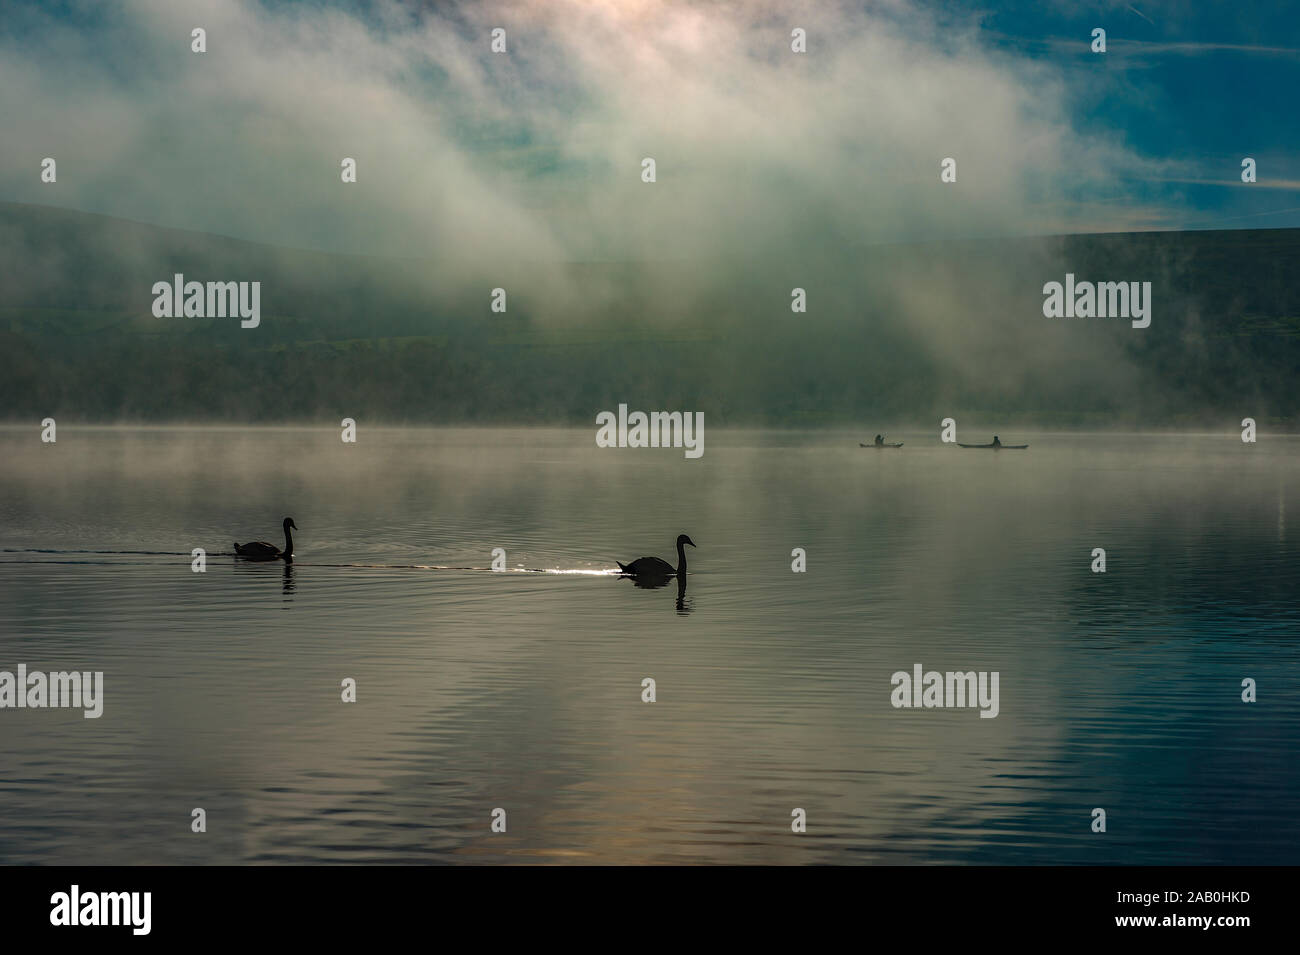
[[957, 443, 1028, 449], [860, 443, 904, 448]]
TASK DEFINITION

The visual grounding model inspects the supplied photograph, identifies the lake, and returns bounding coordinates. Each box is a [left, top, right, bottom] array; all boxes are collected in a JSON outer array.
[[1, 426, 1297, 864]]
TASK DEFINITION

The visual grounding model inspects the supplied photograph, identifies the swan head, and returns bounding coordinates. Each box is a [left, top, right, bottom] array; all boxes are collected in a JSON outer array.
[[677, 534, 696, 548], [283, 517, 298, 530]]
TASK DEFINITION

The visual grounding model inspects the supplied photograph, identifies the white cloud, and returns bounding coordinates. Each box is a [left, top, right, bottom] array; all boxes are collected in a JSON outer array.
[[0, 0, 1161, 268]]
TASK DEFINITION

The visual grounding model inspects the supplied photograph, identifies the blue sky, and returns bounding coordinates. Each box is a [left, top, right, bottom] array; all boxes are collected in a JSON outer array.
[[956, 0, 1300, 230]]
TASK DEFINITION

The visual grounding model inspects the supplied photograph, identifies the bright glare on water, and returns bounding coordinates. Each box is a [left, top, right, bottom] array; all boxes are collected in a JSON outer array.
[[1, 427, 1298, 864]]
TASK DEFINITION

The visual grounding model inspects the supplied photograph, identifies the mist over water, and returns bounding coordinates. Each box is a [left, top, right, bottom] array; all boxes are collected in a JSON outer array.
[[1, 0, 1296, 884], [2, 427, 1297, 864]]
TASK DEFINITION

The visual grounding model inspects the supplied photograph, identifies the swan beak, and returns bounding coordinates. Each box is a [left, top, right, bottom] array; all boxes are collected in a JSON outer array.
[[686, 539, 696, 547]]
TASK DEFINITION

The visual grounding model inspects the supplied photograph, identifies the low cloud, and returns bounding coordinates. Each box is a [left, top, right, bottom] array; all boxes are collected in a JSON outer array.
[[0, 0, 1160, 266]]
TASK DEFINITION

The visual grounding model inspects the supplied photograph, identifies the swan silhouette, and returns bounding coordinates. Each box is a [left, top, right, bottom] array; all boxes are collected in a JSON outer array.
[[618, 534, 695, 577], [235, 518, 297, 561]]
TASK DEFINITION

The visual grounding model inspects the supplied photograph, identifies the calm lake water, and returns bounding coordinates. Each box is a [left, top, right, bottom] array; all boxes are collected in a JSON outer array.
[[1, 426, 1297, 864]]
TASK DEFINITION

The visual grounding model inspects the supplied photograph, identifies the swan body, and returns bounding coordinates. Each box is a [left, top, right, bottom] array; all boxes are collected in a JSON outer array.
[[235, 517, 297, 561], [618, 534, 695, 577], [619, 556, 676, 575]]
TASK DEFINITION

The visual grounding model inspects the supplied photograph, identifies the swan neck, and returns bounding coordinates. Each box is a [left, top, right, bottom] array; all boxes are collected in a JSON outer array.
[[283, 526, 293, 557], [676, 540, 687, 575]]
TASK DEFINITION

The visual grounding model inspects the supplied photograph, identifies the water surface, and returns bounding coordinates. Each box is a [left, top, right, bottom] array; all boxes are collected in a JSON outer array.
[[1, 427, 1297, 864]]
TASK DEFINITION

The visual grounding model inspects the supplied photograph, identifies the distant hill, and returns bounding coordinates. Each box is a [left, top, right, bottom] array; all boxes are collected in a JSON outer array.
[[1, 201, 1297, 426]]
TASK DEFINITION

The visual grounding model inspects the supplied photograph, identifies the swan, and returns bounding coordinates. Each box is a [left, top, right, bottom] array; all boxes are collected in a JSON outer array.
[[618, 534, 695, 577], [235, 518, 297, 561]]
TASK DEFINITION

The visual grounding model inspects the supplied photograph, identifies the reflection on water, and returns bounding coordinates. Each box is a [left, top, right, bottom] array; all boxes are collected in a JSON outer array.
[[618, 572, 692, 614], [0, 427, 1298, 864]]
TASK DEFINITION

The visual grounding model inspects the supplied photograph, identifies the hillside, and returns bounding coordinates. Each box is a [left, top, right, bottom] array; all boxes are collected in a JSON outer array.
[[1, 201, 1297, 425]]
